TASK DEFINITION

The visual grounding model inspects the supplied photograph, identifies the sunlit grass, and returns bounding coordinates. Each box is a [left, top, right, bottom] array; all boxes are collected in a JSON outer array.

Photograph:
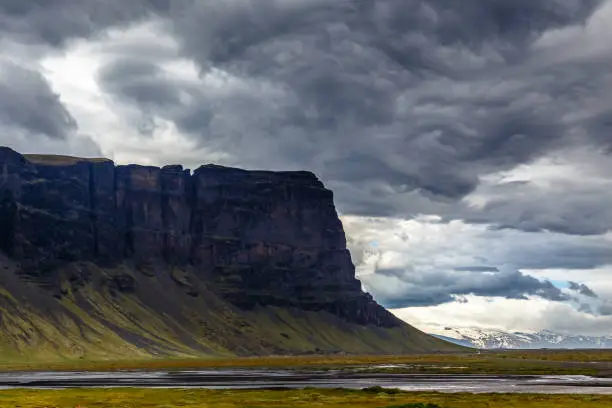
[[487, 349, 612, 362], [3, 349, 612, 376], [1, 388, 611, 408]]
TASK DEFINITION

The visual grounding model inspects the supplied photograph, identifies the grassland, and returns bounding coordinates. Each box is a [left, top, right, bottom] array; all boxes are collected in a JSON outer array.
[[3, 349, 612, 376], [1, 388, 611, 408], [3, 347, 612, 407]]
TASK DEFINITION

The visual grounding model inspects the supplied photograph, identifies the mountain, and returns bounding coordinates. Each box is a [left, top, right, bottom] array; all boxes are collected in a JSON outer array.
[[430, 327, 612, 349], [0, 147, 459, 361]]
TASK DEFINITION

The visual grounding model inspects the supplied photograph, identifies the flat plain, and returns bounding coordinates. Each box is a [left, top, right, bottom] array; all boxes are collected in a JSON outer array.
[[3, 350, 612, 407], [2, 388, 612, 408]]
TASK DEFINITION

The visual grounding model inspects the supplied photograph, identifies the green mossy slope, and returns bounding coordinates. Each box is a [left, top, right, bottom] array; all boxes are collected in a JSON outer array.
[[0, 259, 459, 363]]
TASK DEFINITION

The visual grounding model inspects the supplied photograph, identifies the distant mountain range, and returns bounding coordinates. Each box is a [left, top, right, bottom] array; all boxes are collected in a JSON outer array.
[[430, 327, 612, 349]]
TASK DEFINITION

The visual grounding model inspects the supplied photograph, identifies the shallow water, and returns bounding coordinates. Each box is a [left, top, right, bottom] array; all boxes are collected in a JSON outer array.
[[1, 369, 612, 393]]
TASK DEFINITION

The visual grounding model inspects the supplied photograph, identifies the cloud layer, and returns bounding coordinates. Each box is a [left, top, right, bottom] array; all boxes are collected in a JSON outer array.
[[0, 60, 76, 139]]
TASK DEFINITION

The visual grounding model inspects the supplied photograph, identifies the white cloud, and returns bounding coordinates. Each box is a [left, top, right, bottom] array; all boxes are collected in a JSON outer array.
[[342, 204, 612, 331], [392, 296, 612, 337], [534, 0, 612, 61], [39, 19, 226, 168]]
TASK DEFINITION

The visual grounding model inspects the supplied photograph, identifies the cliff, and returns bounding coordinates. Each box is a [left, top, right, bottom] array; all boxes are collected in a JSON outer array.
[[0, 147, 459, 360]]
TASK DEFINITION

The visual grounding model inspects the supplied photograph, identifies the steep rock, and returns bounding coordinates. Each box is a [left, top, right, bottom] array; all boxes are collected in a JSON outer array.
[[0, 147, 459, 358]]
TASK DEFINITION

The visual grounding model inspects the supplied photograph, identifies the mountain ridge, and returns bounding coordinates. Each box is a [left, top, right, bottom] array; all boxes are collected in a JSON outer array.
[[430, 326, 612, 349], [0, 147, 460, 361]]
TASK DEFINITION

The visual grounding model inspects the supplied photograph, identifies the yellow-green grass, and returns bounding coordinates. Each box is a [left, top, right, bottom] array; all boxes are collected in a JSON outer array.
[[487, 349, 612, 362], [1, 388, 611, 408], [23, 154, 112, 166], [2, 350, 611, 376], [0, 354, 462, 372]]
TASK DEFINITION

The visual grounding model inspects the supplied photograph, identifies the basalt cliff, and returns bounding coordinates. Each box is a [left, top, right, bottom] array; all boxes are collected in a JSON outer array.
[[0, 147, 458, 360]]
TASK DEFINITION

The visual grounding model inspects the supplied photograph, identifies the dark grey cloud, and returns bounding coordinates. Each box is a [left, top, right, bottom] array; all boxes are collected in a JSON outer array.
[[98, 58, 184, 109], [568, 281, 598, 298], [88, 0, 612, 240], [369, 267, 569, 308], [158, 2, 573, 189], [578, 303, 594, 314], [0, 0, 169, 48], [173, 0, 602, 70], [0, 59, 102, 157], [503, 239, 612, 271], [598, 303, 612, 316], [456, 174, 612, 236], [0, 60, 76, 139], [1, 0, 611, 261], [454, 266, 500, 272]]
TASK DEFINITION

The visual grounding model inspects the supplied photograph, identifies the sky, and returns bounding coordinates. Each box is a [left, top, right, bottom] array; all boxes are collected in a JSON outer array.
[[1, 0, 612, 336]]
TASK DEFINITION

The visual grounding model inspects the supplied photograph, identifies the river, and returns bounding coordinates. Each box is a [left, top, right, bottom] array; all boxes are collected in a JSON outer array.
[[2, 368, 612, 393]]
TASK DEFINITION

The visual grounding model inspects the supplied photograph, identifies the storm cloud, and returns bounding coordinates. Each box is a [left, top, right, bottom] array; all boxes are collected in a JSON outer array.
[[0, 60, 76, 139], [569, 281, 598, 298], [0, 0, 168, 47], [77, 0, 612, 236], [371, 267, 570, 308]]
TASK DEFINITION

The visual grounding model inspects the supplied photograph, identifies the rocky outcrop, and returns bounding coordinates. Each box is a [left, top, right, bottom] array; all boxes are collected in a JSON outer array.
[[0, 147, 398, 328]]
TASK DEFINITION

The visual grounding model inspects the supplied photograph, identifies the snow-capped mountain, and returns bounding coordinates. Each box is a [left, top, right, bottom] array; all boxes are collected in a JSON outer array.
[[429, 327, 612, 349]]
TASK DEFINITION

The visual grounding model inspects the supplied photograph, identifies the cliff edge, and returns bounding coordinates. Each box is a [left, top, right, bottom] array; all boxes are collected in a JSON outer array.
[[0, 147, 459, 360]]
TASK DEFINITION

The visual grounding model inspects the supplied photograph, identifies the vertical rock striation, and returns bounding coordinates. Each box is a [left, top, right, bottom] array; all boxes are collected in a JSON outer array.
[[0, 147, 399, 328]]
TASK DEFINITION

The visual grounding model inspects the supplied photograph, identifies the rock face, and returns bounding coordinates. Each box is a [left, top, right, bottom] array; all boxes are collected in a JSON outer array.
[[0, 147, 398, 328]]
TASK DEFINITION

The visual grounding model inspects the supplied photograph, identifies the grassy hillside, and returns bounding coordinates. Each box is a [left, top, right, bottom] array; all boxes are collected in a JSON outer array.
[[0, 257, 459, 363]]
